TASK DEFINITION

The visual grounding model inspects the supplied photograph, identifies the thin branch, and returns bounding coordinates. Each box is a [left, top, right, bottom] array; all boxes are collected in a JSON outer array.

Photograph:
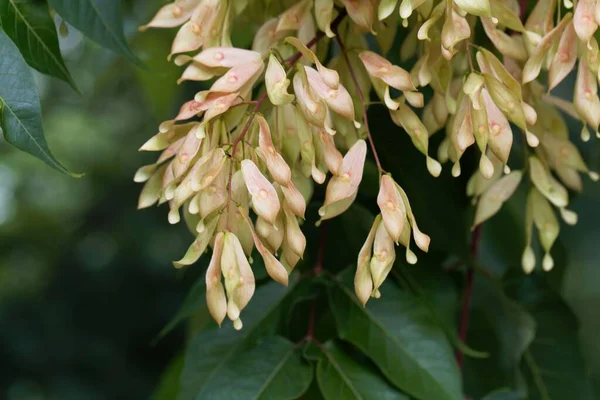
[[333, 29, 386, 174]]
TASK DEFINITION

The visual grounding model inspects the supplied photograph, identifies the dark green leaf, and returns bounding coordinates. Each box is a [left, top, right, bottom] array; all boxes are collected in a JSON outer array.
[[47, 0, 140, 65], [369, 106, 470, 257], [152, 354, 185, 400], [504, 272, 596, 400], [482, 388, 521, 400], [358, 159, 380, 198], [454, 338, 489, 359], [302, 202, 375, 277], [322, 203, 375, 273], [316, 341, 409, 400], [179, 279, 298, 400], [328, 270, 462, 400], [299, 380, 326, 400], [398, 258, 460, 330], [0, 0, 77, 90], [395, 258, 490, 358], [561, 181, 600, 393], [396, 259, 488, 360], [197, 336, 312, 400], [0, 30, 77, 175], [302, 340, 322, 362], [155, 275, 207, 341], [463, 277, 535, 398], [282, 278, 319, 341], [478, 185, 528, 276]]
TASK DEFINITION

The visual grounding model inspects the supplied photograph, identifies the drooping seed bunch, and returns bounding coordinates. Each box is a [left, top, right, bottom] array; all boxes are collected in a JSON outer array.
[[135, 0, 598, 329]]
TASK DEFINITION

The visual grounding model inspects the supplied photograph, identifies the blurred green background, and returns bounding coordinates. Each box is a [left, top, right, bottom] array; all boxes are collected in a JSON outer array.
[[0, 2, 202, 398], [1, 2, 599, 399]]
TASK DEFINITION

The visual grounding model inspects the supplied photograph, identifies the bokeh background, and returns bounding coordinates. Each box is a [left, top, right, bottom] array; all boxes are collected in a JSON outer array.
[[0, 1, 599, 399], [0, 2, 202, 398]]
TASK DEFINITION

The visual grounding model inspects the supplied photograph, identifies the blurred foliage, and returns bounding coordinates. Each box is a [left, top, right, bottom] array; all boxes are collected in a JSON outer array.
[[0, 1, 200, 398]]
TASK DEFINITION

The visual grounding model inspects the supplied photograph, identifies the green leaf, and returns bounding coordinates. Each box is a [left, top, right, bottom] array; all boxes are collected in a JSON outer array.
[[463, 277, 535, 398], [179, 279, 298, 400], [561, 181, 600, 393], [0, 0, 77, 90], [0, 30, 77, 175], [482, 388, 521, 400], [358, 159, 380, 198], [319, 203, 375, 274], [302, 340, 323, 362], [397, 259, 488, 359], [155, 275, 207, 341], [328, 270, 462, 400], [197, 336, 313, 400], [281, 278, 319, 341], [504, 272, 596, 400], [152, 354, 185, 400], [47, 0, 140, 66], [478, 184, 528, 276], [369, 106, 470, 257], [316, 341, 410, 400], [301, 202, 375, 277], [399, 259, 459, 330]]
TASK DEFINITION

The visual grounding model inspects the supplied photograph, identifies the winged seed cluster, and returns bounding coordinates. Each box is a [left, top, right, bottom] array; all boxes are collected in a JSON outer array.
[[135, 0, 598, 330]]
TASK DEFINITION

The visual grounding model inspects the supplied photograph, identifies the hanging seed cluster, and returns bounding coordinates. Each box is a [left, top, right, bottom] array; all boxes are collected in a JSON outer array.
[[135, 0, 599, 329]]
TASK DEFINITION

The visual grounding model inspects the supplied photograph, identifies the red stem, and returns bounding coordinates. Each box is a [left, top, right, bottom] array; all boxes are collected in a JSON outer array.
[[519, 0, 528, 21], [456, 225, 482, 368]]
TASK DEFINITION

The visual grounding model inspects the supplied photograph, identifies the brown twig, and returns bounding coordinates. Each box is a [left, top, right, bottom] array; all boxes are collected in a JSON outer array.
[[333, 28, 385, 175]]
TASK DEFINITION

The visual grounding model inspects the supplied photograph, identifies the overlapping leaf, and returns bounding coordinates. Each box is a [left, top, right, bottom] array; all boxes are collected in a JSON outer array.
[[0, 0, 77, 90], [482, 388, 521, 400], [48, 0, 140, 65], [463, 276, 535, 398], [504, 272, 596, 399], [561, 181, 600, 393], [328, 269, 462, 400], [0, 30, 76, 175], [369, 106, 470, 257], [316, 342, 409, 400], [197, 336, 312, 400], [152, 354, 185, 400], [178, 280, 297, 400]]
